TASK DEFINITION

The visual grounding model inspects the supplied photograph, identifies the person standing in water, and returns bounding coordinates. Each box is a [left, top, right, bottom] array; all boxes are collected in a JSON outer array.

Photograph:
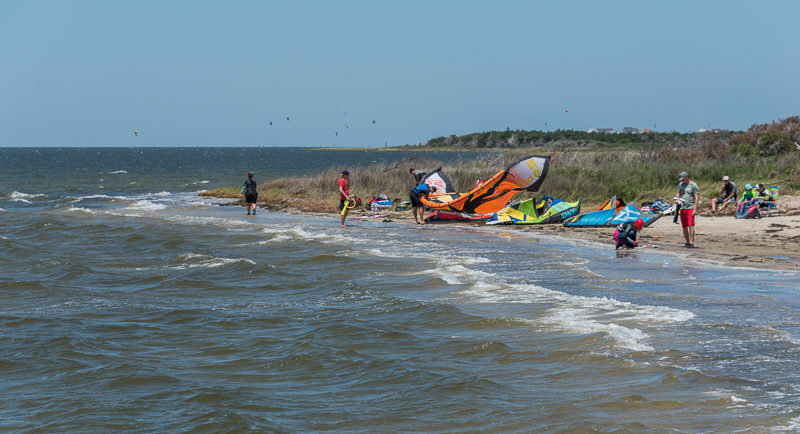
[[240, 171, 258, 215], [409, 183, 437, 224], [338, 170, 351, 226]]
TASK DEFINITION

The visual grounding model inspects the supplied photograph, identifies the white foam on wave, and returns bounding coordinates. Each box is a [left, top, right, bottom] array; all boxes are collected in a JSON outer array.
[[750, 324, 800, 346], [422, 264, 498, 286], [363, 246, 490, 266], [107, 170, 128, 174], [126, 191, 172, 201], [77, 194, 114, 200], [258, 225, 373, 246], [192, 180, 210, 185], [234, 234, 294, 247], [258, 234, 294, 244], [547, 314, 654, 352], [0, 208, 5, 212], [165, 214, 254, 230], [705, 389, 749, 405], [10, 198, 32, 203], [169, 253, 256, 270], [9, 191, 46, 199], [453, 276, 693, 351], [124, 200, 167, 211], [66, 206, 96, 214]]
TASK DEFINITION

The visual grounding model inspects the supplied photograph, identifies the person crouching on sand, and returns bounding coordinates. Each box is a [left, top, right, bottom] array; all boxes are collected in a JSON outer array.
[[240, 171, 258, 215], [409, 183, 437, 224], [614, 218, 644, 249], [338, 170, 351, 226]]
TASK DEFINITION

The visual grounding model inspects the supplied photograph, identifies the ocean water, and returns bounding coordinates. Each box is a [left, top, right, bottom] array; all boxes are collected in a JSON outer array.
[[2, 147, 800, 432]]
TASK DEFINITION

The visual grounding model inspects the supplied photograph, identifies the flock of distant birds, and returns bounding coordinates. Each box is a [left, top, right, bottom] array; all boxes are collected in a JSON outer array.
[[131, 110, 800, 152], [130, 109, 800, 151], [131, 114, 379, 139]]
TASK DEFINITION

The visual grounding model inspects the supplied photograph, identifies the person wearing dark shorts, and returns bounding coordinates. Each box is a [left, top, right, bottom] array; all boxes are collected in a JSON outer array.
[[240, 172, 258, 215], [409, 183, 437, 224], [711, 175, 737, 213]]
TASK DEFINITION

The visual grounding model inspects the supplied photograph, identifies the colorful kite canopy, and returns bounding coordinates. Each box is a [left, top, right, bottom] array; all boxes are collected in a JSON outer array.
[[563, 197, 660, 227], [425, 210, 495, 223], [487, 197, 581, 225], [419, 156, 550, 214]]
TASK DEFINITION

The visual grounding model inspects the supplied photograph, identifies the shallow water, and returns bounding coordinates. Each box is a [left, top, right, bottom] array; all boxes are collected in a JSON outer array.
[[2, 148, 800, 432]]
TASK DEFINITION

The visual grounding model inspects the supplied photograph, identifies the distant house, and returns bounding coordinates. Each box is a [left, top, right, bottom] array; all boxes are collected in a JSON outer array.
[[639, 128, 655, 133], [587, 128, 615, 134], [698, 128, 725, 133], [622, 127, 639, 134]]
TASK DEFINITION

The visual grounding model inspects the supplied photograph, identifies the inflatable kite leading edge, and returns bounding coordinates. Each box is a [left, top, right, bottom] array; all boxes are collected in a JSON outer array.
[[419, 156, 550, 214]]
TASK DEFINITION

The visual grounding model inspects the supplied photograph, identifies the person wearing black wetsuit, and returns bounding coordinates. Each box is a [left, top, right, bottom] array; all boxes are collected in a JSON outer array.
[[240, 172, 258, 215]]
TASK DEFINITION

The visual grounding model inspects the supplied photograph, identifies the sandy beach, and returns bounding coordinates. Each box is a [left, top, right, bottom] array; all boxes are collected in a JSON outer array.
[[317, 195, 800, 272]]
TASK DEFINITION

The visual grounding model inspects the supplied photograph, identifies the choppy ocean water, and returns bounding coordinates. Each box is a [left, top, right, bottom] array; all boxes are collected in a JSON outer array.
[[2, 147, 800, 432]]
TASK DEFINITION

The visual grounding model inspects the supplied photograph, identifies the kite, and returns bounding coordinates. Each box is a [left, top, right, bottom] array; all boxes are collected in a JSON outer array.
[[563, 197, 660, 227], [487, 197, 580, 225], [420, 167, 456, 194], [419, 156, 550, 214], [425, 210, 495, 223]]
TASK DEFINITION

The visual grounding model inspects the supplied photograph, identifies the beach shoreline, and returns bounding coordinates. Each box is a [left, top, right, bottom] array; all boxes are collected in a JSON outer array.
[[218, 194, 800, 273]]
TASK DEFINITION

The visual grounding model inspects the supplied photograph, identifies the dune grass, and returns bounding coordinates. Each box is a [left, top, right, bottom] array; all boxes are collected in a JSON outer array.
[[202, 146, 799, 213]]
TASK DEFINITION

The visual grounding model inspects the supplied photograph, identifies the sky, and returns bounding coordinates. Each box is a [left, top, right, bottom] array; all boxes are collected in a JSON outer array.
[[1, 0, 798, 147]]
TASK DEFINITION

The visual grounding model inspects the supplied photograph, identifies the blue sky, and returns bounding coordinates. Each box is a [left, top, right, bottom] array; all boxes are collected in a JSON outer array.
[[1, 0, 798, 147]]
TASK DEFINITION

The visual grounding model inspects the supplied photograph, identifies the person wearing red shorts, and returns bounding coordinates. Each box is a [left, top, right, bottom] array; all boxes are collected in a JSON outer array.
[[676, 171, 700, 248]]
